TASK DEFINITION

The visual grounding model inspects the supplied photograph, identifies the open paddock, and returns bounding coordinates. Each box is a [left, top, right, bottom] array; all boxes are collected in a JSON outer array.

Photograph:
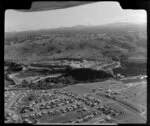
[[127, 87, 147, 107], [104, 102, 146, 123], [14, 71, 42, 78], [119, 82, 146, 102], [60, 79, 124, 95], [122, 115, 146, 124]]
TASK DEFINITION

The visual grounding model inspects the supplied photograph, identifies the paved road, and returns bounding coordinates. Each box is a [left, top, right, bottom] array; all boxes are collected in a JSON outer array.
[[32, 74, 62, 83]]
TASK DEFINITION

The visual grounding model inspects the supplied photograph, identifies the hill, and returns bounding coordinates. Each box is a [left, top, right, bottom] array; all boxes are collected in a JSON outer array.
[[5, 22, 147, 64]]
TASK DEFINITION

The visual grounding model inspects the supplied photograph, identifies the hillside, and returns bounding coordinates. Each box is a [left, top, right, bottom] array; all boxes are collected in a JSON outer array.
[[4, 23, 147, 64]]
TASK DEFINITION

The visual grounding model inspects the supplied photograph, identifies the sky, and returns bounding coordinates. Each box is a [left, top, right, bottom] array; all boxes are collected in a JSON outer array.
[[5, 2, 146, 32]]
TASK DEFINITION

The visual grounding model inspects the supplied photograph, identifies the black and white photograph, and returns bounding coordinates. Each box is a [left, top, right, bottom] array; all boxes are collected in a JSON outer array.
[[4, 1, 147, 124]]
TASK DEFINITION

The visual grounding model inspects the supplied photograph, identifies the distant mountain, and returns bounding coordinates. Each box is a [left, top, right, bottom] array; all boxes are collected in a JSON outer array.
[[5, 22, 146, 35]]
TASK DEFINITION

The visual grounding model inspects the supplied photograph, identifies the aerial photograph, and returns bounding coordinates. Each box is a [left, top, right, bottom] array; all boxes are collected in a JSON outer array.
[[4, 1, 147, 124]]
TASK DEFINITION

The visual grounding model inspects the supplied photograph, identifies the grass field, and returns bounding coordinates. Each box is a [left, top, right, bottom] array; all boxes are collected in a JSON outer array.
[[128, 88, 147, 107], [14, 71, 40, 78], [104, 102, 146, 123], [60, 79, 124, 95]]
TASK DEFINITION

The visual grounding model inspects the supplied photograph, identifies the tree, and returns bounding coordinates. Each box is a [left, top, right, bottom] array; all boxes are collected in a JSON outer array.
[[22, 80, 28, 85], [119, 54, 128, 62]]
